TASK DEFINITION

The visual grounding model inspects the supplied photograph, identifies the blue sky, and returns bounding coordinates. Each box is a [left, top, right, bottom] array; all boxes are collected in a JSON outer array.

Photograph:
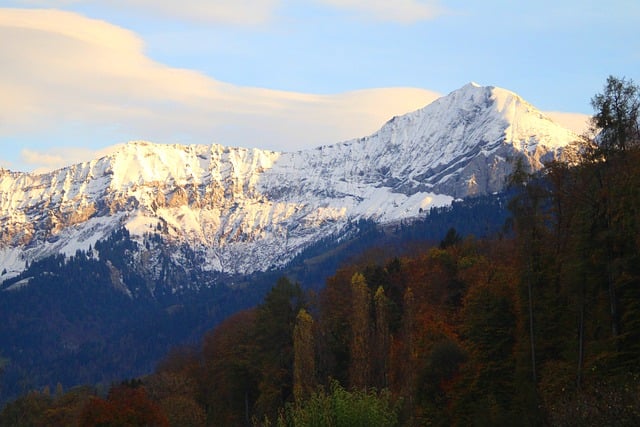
[[0, 0, 638, 172]]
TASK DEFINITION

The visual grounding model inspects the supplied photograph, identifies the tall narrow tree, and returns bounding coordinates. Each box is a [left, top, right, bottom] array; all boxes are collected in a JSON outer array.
[[293, 309, 315, 403], [349, 272, 371, 390], [374, 286, 391, 389]]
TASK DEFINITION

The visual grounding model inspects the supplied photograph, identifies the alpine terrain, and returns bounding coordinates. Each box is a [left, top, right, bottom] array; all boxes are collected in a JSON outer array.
[[0, 83, 576, 286]]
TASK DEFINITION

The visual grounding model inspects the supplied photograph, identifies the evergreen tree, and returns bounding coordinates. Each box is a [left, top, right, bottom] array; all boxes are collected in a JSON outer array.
[[253, 277, 305, 419], [349, 273, 371, 390], [590, 75, 640, 155], [374, 286, 391, 389], [293, 309, 316, 403]]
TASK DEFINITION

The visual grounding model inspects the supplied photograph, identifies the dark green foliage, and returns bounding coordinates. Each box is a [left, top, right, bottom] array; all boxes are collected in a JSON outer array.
[[440, 227, 463, 249], [461, 282, 517, 410], [253, 278, 306, 419], [590, 75, 640, 154]]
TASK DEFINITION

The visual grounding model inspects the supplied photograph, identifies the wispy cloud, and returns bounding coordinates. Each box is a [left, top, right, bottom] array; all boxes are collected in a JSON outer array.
[[545, 112, 590, 136], [20, 146, 122, 174], [316, 0, 447, 23], [10, 0, 448, 25], [7, 0, 280, 25], [0, 8, 440, 171]]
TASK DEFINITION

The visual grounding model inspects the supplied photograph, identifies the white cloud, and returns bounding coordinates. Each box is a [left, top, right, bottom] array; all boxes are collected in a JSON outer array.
[[545, 112, 591, 136], [7, 0, 280, 25], [106, 0, 280, 26], [316, 0, 446, 23], [20, 146, 121, 174], [10, 0, 448, 25], [20, 149, 66, 171], [0, 8, 440, 171]]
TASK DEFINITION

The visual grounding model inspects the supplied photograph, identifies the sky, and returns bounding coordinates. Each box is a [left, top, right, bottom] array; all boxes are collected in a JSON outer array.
[[0, 0, 638, 173]]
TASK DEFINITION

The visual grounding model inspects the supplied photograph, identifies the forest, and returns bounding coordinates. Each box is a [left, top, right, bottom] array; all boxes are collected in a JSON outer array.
[[1, 76, 640, 426]]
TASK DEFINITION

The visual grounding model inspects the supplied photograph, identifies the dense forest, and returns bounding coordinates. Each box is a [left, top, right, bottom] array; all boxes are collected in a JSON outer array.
[[1, 76, 640, 426]]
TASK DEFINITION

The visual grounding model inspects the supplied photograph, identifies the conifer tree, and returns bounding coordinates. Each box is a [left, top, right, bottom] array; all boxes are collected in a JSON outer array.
[[349, 272, 371, 389], [374, 286, 391, 389], [293, 308, 315, 403]]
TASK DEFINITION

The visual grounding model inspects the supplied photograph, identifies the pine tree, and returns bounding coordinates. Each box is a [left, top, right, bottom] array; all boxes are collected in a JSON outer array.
[[293, 309, 315, 403], [349, 272, 371, 389], [374, 286, 391, 388]]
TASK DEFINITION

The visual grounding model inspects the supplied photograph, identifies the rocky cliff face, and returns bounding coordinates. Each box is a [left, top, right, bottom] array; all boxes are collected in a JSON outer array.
[[0, 83, 577, 280]]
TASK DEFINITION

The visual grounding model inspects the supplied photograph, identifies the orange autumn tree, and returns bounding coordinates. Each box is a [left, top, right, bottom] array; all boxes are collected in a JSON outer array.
[[79, 383, 168, 427]]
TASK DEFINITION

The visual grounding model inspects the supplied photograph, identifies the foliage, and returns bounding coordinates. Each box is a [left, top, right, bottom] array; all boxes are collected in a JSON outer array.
[[590, 75, 640, 155], [278, 380, 399, 427], [79, 382, 169, 426]]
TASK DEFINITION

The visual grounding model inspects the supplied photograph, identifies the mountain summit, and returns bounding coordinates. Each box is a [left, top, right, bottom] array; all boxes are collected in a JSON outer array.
[[0, 83, 576, 281]]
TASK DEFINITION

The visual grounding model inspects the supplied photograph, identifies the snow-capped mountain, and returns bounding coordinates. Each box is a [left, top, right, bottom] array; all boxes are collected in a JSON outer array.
[[0, 83, 577, 281]]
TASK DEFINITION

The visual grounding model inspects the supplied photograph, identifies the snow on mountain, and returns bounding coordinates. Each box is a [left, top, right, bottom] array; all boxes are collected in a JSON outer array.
[[0, 83, 578, 281]]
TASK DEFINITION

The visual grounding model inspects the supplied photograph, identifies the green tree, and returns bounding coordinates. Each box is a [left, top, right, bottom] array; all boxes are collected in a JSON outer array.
[[254, 277, 306, 419], [459, 280, 518, 423], [508, 158, 549, 383], [440, 227, 462, 249], [278, 380, 399, 427], [590, 75, 640, 155], [571, 76, 640, 351]]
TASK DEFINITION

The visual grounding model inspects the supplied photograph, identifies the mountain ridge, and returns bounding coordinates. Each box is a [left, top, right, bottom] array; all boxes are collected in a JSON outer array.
[[0, 83, 577, 282]]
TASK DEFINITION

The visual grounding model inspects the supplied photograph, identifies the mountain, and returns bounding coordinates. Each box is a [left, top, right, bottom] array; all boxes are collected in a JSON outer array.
[[0, 83, 576, 285], [0, 82, 578, 402]]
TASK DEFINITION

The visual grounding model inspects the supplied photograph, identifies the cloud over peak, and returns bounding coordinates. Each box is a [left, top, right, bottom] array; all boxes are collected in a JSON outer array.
[[316, 0, 446, 23]]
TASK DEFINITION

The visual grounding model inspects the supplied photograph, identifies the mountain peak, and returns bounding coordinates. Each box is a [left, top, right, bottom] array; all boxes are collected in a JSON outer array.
[[445, 81, 519, 103]]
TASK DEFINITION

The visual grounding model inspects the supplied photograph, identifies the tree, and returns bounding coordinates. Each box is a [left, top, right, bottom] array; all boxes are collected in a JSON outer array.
[[374, 286, 391, 389], [293, 309, 316, 403], [0, 391, 52, 426], [201, 309, 259, 426], [253, 277, 306, 419], [349, 272, 371, 389], [440, 227, 462, 249], [585, 76, 640, 342], [79, 383, 168, 427], [145, 371, 205, 427], [459, 280, 518, 423], [507, 160, 549, 383], [591, 75, 640, 155], [279, 380, 399, 427]]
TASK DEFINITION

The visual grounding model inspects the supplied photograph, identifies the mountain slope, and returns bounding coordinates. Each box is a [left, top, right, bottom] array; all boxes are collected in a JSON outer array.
[[263, 82, 574, 199], [0, 83, 577, 281]]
